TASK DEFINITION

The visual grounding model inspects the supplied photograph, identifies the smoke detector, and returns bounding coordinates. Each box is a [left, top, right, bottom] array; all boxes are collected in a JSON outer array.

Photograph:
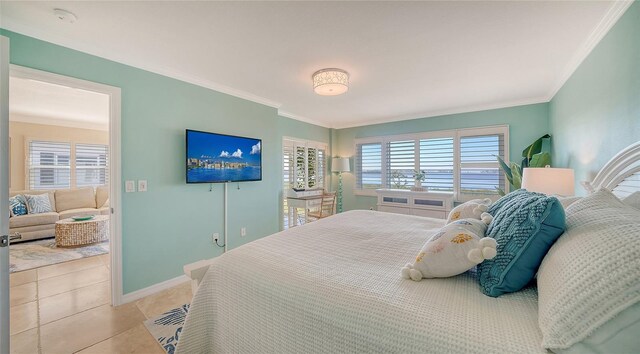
[[53, 8, 77, 24]]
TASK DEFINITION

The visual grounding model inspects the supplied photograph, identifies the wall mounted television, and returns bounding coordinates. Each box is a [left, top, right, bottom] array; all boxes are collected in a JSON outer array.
[[186, 129, 262, 183]]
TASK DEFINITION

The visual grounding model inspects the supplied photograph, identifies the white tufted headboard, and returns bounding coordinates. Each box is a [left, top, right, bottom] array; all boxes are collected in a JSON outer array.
[[582, 141, 640, 198]]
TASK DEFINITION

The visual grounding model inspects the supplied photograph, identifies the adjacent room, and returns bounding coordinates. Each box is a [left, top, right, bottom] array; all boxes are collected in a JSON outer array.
[[0, 1, 638, 353]]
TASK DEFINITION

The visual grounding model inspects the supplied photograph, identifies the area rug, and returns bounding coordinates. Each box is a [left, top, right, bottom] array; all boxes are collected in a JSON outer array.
[[9, 238, 109, 273], [144, 304, 190, 354]]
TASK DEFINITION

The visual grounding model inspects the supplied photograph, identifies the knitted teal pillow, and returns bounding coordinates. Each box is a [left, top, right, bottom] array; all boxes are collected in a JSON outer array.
[[478, 189, 565, 297]]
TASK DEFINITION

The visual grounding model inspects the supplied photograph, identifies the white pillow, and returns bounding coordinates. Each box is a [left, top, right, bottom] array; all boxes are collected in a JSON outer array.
[[446, 198, 492, 224], [622, 191, 640, 210], [24, 193, 53, 214], [401, 218, 497, 281], [537, 189, 640, 351]]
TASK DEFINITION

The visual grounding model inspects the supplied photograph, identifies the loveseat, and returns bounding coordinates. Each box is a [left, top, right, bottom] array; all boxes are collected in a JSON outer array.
[[9, 186, 109, 242]]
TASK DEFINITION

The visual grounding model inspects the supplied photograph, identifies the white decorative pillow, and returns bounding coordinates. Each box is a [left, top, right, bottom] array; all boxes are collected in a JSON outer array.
[[537, 189, 640, 351], [401, 217, 497, 281], [622, 191, 640, 210], [24, 193, 53, 214], [446, 198, 492, 224]]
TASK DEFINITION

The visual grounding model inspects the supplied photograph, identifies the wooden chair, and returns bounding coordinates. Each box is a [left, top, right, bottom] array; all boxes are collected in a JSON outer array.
[[307, 192, 336, 221]]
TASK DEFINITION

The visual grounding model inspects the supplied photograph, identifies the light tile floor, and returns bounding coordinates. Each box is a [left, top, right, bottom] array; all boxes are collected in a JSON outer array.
[[9, 254, 193, 354]]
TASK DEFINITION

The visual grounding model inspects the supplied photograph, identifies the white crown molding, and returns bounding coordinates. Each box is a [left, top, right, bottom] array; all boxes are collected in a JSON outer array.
[[277, 110, 327, 128], [331, 96, 549, 130], [546, 0, 633, 100]]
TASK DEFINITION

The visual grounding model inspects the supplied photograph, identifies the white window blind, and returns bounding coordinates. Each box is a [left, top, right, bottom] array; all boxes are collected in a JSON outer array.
[[76, 144, 109, 188], [28, 141, 71, 190], [387, 140, 415, 189], [459, 134, 505, 194], [355, 142, 383, 190], [353, 125, 508, 199], [420, 137, 454, 191]]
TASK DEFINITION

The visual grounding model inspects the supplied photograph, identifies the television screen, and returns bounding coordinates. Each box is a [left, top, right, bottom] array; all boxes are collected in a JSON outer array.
[[186, 129, 262, 183]]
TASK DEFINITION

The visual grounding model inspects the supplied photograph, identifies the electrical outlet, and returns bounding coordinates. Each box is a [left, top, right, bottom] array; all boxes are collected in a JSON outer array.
[[138, 180, 148, 192], [241, 227, 246, 237], [212, 233, 219, 243]]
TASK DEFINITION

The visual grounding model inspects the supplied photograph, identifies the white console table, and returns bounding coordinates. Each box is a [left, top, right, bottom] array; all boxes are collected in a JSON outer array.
[[376, 189, 453, 219]]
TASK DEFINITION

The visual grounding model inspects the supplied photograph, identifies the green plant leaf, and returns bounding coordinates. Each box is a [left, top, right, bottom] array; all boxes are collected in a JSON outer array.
[[510, 162, 522, 189], [496, 155, 513, 184], [495, 187, 506, 196], [522, 134, 551, 159], [529, 152, 551, 168]]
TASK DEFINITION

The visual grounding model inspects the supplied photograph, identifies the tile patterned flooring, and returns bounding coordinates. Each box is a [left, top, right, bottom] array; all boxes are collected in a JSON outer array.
[[9, 254, 193, 354]]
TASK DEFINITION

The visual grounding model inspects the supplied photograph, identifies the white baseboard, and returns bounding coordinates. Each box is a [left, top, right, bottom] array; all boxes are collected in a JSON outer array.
[[120, 274, 190, 305]]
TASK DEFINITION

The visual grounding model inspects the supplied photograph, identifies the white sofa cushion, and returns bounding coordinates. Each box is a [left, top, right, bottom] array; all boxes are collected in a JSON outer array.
[[95, 186, 109, 208], [9, 212, 59, 228], [55, 187, 96, 212], [537, 189, 640, 350]]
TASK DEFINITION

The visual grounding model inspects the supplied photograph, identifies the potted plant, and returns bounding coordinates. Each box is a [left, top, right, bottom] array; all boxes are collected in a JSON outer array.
[[412, 169, 427, 191], [496, 134, 552, 195]]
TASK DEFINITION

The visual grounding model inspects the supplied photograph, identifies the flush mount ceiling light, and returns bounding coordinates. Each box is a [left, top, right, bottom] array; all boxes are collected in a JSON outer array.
[[312, 68, 349, 96], [53, 8, 78, 24]]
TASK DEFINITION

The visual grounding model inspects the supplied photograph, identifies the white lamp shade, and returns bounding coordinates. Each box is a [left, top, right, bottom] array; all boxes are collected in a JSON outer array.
[[331, 157, 350, 173], [521, 167, 575, 196]]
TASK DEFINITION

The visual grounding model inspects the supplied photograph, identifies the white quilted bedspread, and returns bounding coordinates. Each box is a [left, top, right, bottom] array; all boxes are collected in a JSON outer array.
[[176, 210, 544, 354]]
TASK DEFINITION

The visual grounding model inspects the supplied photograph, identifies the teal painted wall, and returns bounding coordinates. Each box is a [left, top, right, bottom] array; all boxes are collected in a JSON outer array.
[[549, 2, 640, 195], [1, 30, 330, 293], [333, 103, 549, 211]]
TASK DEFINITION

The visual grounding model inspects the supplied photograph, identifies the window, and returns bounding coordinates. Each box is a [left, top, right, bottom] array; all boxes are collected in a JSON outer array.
[[76, 144, 109, 188], [355, 142, 382, 190], [282, 138, 328, 229], [28, 141, 71, 190], [28, 140, 109, 190], [354, 126, 508, 200]]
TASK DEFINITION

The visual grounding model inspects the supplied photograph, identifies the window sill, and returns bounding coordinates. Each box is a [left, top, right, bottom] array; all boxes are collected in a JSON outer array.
[[353, 189, 378, 197]]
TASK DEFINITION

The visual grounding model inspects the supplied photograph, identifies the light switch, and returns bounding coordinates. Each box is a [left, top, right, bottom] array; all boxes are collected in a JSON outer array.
[[138, 180, 148, 192], [125, 180, 136, 193]]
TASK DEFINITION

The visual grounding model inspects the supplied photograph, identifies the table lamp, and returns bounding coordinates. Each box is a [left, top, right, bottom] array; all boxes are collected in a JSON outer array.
[[331, 157, 350, 213], [521, 166, 575, 196]]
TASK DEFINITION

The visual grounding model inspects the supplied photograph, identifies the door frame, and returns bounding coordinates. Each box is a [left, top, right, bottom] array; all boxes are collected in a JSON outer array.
[[10, 65, 124, 306]]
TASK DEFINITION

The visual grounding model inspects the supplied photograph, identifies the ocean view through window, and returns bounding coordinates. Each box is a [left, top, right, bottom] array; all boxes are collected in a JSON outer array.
[[354, 126, 508, 200]]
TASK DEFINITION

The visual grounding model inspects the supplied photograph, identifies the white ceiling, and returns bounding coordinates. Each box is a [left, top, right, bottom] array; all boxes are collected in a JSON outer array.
[[9, 76, 110, 130], [0, 1, 632, 128]]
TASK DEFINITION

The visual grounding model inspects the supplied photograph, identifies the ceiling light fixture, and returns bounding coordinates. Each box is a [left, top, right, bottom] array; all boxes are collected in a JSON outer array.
[[312, 68, 349, 96], [53, 8, 78, 24]]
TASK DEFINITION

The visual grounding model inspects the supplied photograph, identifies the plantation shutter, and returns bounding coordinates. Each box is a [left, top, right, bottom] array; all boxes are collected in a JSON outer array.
[[317, 148, 325, 188], [459, 134, 505, 194], [419, 137, 454, 191], [307, 147, 317, 188], [76, 144, 109, 188], [282, 140, 294, 229], [355, 142, 383, 190], [387, 140, 415, 189], [28, 141, 71, 190]]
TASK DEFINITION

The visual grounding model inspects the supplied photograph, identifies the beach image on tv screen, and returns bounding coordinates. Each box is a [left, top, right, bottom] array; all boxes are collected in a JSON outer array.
[[186, 130, 262, 183]]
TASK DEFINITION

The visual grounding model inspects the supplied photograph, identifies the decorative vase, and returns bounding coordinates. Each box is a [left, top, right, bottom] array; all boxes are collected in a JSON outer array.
[[411, 180, 426, 192]]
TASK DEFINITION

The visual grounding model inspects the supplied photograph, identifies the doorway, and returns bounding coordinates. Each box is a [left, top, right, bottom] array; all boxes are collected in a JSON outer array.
[[6, 65, 122, 345]]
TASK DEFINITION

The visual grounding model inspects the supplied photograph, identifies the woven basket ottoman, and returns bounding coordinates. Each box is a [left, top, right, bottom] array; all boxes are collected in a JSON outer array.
[[55, 215, 109, 247]]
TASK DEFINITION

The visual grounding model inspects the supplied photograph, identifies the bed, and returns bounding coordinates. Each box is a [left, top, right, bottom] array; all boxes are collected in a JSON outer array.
[[176, 141, 640, 354]]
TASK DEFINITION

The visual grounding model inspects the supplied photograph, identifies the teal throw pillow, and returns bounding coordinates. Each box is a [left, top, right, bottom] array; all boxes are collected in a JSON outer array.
[[478, 189, 565, 297], [9, 195, 28, 216]]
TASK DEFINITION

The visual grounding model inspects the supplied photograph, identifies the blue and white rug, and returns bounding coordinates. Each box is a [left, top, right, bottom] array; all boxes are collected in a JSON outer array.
[[9, 238, 109, 273], [144, 304, 190, 354]]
